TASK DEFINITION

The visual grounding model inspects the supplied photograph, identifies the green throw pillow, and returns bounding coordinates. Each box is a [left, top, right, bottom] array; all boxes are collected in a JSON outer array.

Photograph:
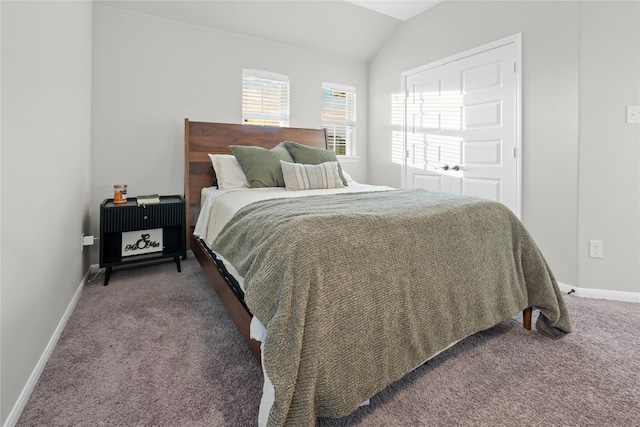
[[230, 142, 294, 188], [282, 141, 348, 186]]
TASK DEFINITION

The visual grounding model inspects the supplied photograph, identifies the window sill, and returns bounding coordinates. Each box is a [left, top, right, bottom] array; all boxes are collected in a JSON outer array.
[[337, 156, 360, 163]]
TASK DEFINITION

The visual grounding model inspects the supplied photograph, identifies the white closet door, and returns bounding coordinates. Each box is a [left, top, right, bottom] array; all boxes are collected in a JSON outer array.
[[403, 39, 520, 217]]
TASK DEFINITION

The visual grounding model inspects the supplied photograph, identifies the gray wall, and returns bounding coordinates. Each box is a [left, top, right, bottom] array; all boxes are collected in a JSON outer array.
[[89, 4, 369, 263], [368, 0, 639, 294], [0, 1, 93, 424], [577, 2, 640, 294]]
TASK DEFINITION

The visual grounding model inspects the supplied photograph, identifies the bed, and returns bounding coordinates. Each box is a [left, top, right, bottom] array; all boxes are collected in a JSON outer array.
[[184, 119, 571, 427]]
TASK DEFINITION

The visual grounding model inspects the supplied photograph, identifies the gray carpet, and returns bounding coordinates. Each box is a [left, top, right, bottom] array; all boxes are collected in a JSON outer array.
[[17, 253, 640, 426]]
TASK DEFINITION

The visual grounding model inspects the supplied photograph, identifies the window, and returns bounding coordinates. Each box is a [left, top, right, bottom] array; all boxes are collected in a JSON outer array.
[[321, 83, 356, 156], [242, 69, 290, 127]]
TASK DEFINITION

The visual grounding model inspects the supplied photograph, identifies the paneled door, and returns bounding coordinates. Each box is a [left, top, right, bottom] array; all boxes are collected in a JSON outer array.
[[402, 37, 521, 217]]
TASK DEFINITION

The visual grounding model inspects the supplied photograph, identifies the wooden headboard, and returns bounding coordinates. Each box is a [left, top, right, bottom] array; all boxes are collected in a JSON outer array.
[[184, 119, 328, 241]]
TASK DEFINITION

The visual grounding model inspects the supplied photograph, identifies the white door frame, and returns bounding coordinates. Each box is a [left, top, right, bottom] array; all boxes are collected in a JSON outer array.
[[401, 33, 522, 218]]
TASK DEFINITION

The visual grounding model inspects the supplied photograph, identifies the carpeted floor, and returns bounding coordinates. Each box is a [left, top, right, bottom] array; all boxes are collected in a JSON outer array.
[[16, 253, 640, 426]]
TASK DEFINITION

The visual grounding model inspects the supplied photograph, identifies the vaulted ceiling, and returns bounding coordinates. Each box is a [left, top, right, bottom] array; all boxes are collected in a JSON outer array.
[[347, 0, 442, 21], [95, 0, 442, 62]]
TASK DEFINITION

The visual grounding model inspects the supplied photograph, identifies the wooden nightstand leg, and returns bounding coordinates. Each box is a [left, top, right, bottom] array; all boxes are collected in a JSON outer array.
[[174, 256, 182, 273], [104, 267, 112, 286]]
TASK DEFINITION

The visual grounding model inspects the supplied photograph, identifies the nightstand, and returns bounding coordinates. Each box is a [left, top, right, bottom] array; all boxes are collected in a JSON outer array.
[[99, 195, 186, 285]]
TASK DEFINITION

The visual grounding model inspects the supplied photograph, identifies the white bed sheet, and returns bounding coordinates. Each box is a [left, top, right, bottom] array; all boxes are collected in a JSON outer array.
[[193, 182, 394, 244]]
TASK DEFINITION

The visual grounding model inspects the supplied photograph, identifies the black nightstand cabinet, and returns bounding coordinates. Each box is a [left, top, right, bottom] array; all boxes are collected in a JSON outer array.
[[99, 195, 186, 285]]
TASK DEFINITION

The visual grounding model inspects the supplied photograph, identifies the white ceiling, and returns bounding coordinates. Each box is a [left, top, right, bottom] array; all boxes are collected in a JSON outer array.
[[96, 1, 443, 62], [346, 1, 442, 21]]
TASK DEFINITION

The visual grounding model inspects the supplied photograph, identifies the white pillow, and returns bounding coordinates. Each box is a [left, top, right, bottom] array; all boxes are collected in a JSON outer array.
[[208, 154, 249, 189], [280, 160, 345, 191], [341, 169, 356, 184]]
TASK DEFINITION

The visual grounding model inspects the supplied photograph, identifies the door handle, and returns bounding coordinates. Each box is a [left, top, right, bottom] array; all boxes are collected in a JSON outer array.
[[451, 165, 461, 171], [438, 165, 450, 170]]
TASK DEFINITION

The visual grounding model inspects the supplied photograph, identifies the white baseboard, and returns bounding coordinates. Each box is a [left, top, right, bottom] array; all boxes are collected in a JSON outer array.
[[3, 267, 92, 427], [558, 282, 640, 303]]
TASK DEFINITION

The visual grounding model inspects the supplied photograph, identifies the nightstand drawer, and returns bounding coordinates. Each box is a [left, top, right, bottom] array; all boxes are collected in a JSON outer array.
[[101, 203, 184, 232]]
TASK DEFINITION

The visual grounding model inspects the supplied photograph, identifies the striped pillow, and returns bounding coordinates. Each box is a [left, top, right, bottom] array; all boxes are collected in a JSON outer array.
[[280, 160, 345, 191]]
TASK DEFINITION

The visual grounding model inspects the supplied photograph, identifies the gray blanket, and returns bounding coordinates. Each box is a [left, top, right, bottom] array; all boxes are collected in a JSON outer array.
[[210, 189, 572, 426]]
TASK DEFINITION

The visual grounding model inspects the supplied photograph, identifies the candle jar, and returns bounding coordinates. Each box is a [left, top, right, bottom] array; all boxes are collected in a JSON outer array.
[[114, 184, 127, 204]]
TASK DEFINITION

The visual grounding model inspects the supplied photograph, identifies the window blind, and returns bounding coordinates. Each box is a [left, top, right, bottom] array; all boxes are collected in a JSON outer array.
[[242, 69, 290, 127], [321, 83, 356, 156]]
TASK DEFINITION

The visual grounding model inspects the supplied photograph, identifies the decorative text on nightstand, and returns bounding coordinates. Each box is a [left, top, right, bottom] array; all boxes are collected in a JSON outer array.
[[125, 233, 160, 252], [121, 228, 163, 257]]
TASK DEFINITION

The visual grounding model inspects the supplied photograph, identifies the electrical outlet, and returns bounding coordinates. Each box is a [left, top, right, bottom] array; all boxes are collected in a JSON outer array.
[[81, 233, 96, 252], [589, 240, 603, 258], [626, 105, 640, 123]]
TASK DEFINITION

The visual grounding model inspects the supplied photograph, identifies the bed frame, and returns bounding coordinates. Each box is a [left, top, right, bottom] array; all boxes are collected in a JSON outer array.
[[183, 119, 533, 364]]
